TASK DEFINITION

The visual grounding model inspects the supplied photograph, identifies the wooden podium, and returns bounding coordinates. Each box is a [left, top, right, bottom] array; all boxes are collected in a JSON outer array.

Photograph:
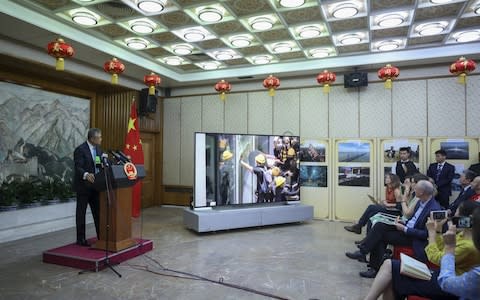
[[91, 164, 145, 252]]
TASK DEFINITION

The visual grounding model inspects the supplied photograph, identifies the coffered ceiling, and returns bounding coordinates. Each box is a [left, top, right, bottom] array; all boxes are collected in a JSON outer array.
[[1, 0, 479, 87]]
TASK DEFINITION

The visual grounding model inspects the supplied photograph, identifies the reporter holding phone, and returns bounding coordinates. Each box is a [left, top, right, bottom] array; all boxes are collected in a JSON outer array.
[[438, 204, 480, 299]]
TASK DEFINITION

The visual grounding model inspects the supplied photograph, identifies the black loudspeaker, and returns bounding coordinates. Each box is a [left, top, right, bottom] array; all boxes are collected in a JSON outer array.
[[139, 88, 157, 116], [344, 72, 368, 88]]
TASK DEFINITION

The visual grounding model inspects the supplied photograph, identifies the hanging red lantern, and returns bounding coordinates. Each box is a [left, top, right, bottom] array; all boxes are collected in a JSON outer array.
[[144, 72, 161, 95], [449, 56, 476, 84], [316, 70, 336, 94], [103, 57, 125, 85], [263, 75, 280, 96], [214, 79, 232, 101], [377, 64, 400, 89], [46, 37, 74, 71]]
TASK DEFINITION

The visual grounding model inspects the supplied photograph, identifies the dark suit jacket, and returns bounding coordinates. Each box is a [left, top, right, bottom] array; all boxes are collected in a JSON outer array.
[[395, 160, 418, 183], [427, 162, 455, 195], [73, 141, 103, 195], [404, 197, 443, 262], [448, 186, 475, 215]]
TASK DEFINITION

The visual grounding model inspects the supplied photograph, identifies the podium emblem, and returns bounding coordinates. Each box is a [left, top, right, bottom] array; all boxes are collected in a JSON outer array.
[[123, 162, 138, 180]]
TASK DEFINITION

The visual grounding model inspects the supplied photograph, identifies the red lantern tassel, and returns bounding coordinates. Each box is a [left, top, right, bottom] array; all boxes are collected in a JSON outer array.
[[148, 85, 155, 95], [384, 79, 392, 89], [323, 84, 330, 94], [269, 88, 275, 97], [458, 73, 466, 84], [56, 58, 64, 71], [111, 74, 118, 85]]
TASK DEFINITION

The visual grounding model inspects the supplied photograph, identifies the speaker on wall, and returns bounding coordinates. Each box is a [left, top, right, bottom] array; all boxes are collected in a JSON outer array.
[[138, 88, 157, 116], [344, 72, 368, 88]]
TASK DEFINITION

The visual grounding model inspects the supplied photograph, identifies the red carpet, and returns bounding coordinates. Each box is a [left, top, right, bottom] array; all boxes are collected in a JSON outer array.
[[43, 238, 153, 272]]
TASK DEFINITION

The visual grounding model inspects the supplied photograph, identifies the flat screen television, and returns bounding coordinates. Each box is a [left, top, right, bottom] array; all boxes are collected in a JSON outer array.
[[194, 132, 300, 208]]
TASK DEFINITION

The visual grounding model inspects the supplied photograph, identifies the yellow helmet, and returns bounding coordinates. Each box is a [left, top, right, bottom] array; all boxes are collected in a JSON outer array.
[[222, 150, 233, 161], [218, 139, 227, 149], [255, 154, 266, 164], [271, 167, 281, 176], [275, 176, 286, 187]]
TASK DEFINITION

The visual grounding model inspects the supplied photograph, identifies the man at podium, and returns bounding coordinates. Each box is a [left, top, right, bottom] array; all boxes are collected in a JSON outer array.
[[73, 128, 102, 246]]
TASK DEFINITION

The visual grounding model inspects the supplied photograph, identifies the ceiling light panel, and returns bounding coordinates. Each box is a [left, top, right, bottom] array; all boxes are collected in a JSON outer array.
[[372, 39, 406, 52], [56, 8, 109, 27], [157, 56, 190, 66], [114, 36, 156, 50], [221, 34, 256, 48], [205, 49, 242, 61], [278, 0, 306, 8], [184, 4, 233, 25], [418, 0, 466, 8], [321, 0, 367, 21], [370, 11, 412, 30], [164, 44, 195, 56], [265, 41, 300, 54], [240, 14, 280, 32], [446, 29, 480, 43], [194, 61, 224, 70], [290, 24, 328, 39], [333, 31, 369, 46], [410, 20, 453, 37], [246, 55, 278, 65], [171, 26, 216, 43], [117, 18, 165, 35], [304, 47, 337, 59], [136, 0, 167, 14], [461, 1, 480, 17]]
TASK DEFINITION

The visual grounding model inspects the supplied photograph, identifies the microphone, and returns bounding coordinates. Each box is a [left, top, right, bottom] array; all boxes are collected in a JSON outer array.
[[109, 150, 125, 164], [117, 150, 131, 162], [95, 155, 101, 167], [101, 153, 110, 167]]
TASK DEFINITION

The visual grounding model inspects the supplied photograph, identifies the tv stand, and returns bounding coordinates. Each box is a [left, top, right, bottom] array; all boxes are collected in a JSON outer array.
[[183, 203, 313, 232]]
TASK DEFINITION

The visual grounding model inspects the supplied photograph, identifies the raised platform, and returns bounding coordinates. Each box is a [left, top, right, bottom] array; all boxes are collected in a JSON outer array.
[[43, 238, 153, 272], [184, 203, 313, 232]]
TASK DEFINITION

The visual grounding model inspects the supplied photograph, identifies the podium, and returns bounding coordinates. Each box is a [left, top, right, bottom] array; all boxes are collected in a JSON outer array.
[[91, 164, 145, 252]]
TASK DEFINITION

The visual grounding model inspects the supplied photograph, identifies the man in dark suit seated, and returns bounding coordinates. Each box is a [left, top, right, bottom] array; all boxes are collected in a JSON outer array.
[[448, 169, 477, 215], [427, 149, 455, 209], [346, 180, 443, 278], [73, 128, 103, 246]]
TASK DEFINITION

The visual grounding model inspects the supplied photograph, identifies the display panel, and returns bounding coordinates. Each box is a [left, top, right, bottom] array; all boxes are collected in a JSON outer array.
[[194, 133, 300, 208]]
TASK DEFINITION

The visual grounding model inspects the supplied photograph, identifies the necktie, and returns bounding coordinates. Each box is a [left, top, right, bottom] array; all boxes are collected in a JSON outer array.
[[402, 162, 407, 173], [436, 164, 442, 182]]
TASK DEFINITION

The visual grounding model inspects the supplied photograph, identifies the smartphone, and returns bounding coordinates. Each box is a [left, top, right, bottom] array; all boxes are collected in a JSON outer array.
[[452, 216, 472, 228], [432, 210, 448, 220]]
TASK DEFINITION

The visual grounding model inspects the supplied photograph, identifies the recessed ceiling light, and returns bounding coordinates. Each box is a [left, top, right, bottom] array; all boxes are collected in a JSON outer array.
[[454, 30, 480, 42], [164, 57, 183, 66], [298, 26, 321, 38], [279, 0, 305, 8], [377, 41, 400, 51], [340, 34, 362, 45], [215, 51, 234, 60], [253, 56, 271, 64], [416, 22, 447, 36], [250, 17, 274, 31], [199, 62, 220, 70], [377, 14, 405, 27], [198, 8, 223, 22], [71, 11, 98, 26], [475, 5, 480, 15], [125, 38, 148, 49], [130, 21, 155, 34], [173, 44, 193, 55], [137, 0, 166, 13], [309, 48, 330, 58], [184, 30, 205, 42], [429, 0, 454, 4], [332, 3, 359, 19], [273, 43, 292, 53], [230, 35, 251, 47]]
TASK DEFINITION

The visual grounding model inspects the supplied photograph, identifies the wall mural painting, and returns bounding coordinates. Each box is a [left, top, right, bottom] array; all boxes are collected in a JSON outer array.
[[0, 81, 90, 196]]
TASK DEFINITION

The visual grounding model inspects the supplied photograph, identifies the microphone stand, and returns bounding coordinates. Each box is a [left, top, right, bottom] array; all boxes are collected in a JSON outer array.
[[101, 159, 122, 278]]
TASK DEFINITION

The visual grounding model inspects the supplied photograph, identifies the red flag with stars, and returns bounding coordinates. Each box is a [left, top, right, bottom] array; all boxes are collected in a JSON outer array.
[[124, 100, 144, 217]]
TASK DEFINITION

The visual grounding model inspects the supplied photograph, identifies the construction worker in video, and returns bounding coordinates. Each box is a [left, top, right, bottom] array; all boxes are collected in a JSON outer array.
[[273, 176, 299, 202], [240, 153, 273, 203], [219, 148, 234, 205]]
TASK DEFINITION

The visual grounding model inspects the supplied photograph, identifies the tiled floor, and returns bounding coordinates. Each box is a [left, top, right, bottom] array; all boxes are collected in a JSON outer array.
[[0, 206, 372, 300]]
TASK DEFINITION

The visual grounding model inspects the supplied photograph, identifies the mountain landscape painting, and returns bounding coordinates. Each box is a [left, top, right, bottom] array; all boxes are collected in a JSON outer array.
[[0, 81, 90, 184]]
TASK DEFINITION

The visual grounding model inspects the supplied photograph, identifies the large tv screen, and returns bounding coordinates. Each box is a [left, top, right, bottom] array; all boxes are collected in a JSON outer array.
[[194, 132, 300, 208]]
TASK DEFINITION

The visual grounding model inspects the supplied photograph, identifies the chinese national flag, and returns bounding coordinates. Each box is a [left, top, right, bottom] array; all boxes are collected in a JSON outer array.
[[124, 100, 144, 217]]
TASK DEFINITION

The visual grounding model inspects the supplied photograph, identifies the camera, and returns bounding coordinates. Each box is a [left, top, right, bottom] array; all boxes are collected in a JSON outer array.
[[452, 216, 472, 228], [431, 210, 448, 220]]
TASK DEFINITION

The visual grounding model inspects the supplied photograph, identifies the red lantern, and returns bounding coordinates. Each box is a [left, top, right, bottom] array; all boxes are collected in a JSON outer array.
[[214, 80, 231, 101], [263, 75, 280, 96], [449, 56, 476, 84], [377, 64, 400, 89], [316, 70, 336, 94], [46, 38, 74, 71], [144, 72, 161, 95], [103, 57, 125, 85]]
